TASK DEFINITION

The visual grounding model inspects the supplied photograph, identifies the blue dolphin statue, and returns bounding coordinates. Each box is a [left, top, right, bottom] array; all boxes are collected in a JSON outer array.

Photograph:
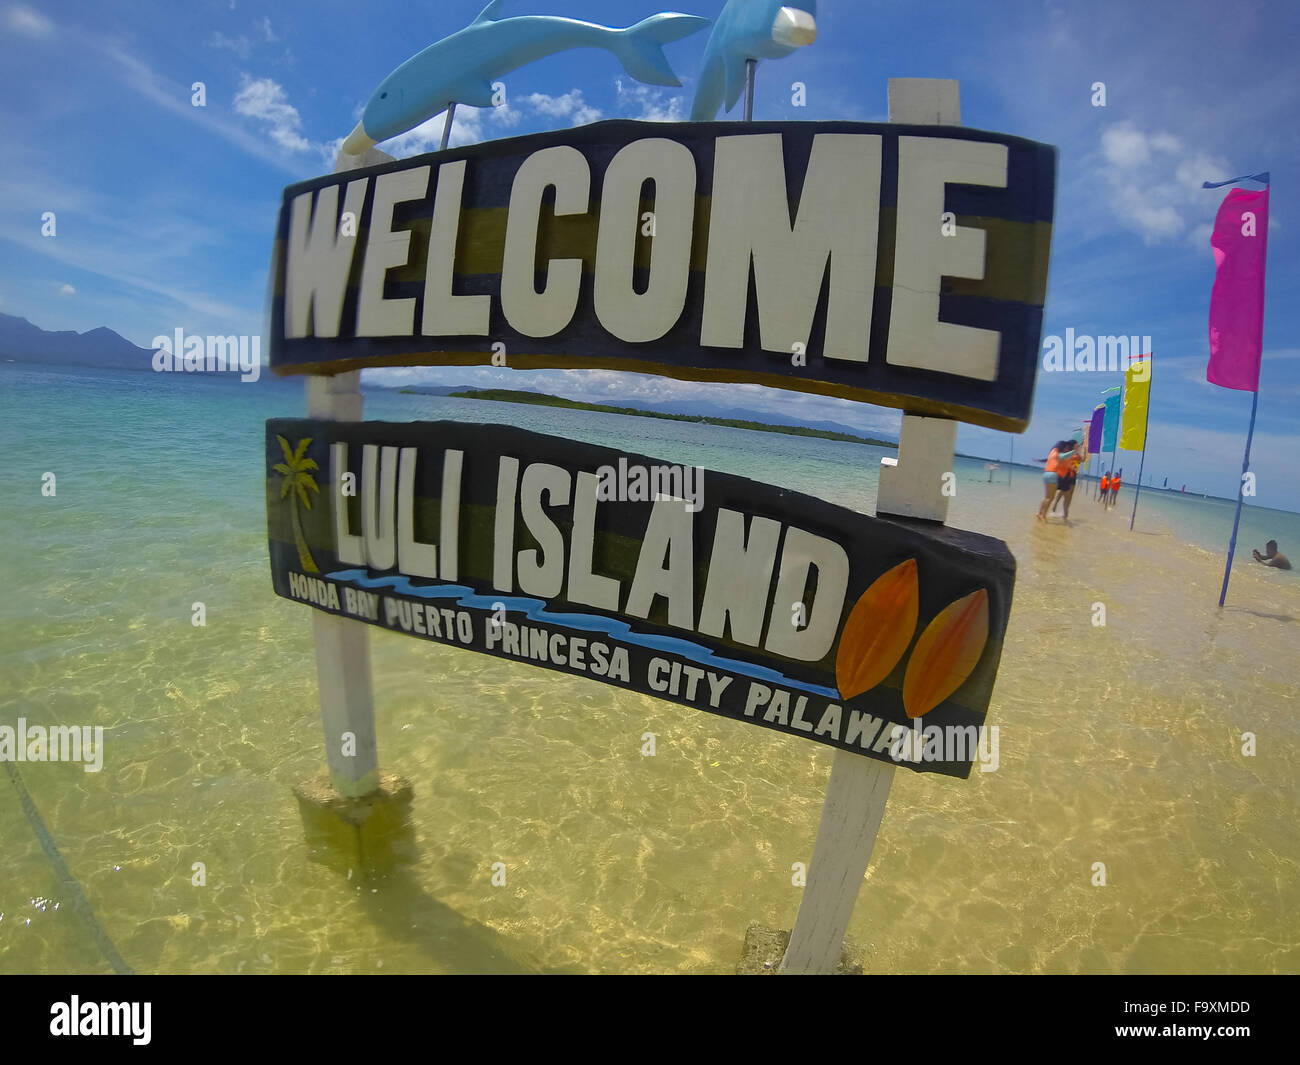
[[689, 0, 817, 121], [342, 1, 710, 153]]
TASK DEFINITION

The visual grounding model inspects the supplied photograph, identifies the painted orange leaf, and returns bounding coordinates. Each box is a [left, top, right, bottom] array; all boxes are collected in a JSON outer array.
[[902, 589, 989, 718], [834, 558, 919, 700]]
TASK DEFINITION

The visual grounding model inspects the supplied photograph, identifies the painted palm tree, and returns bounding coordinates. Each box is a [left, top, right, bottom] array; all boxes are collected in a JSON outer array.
[[274, 435, 321, 573]]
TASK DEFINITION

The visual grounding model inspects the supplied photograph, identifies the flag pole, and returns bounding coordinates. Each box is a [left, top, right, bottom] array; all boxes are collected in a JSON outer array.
[[1129, 354, 1153, 530], [1108, 383, 1121, 508], [1218, 388, 1259, 607], [1202, 171, 1269, 606]]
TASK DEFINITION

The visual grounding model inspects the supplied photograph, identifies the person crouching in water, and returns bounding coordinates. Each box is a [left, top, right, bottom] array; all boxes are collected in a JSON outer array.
[[1252, 540, 1292, 569], [1050, 431, 1087, 522], [1038, 438, 1079, 521]]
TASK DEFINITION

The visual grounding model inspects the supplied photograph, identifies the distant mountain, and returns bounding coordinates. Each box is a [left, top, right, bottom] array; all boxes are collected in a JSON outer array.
[[0, 313, 156, 371]]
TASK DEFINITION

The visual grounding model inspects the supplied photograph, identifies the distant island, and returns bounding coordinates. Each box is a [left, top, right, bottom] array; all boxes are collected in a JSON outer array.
[[399, 387, 902, 448]]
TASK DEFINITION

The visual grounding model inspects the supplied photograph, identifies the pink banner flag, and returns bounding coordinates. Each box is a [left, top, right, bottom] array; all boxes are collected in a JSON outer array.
[[1207, 186, 1269, 391]]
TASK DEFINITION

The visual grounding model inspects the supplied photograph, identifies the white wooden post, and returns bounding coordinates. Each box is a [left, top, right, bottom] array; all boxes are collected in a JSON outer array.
[[876, 414, 957, 522], [779, 78, 962, 975], [301, 141, 396, 800], [305, 371, 380, 798], [292, 147, 392, 806], [877, 79, 961, 525]]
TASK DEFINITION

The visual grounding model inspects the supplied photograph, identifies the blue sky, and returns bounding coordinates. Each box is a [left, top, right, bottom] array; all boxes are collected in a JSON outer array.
[[2, 0, 1297, 507]]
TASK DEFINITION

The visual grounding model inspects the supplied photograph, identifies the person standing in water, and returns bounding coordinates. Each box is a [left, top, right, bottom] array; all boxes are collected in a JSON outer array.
[[1252, 540, 1292, 569], [1037, 438, 1079, 521], [1050, 431, 1087, 521]]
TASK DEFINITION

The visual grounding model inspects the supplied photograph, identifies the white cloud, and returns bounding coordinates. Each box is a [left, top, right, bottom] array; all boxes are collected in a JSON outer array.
[[208, 14, 274, 57], [209, 31, 252, 59], [316, 136, 348, 169], [485, 99, 522, 128], [1096, 122, 1233, 245], [521, 90, 602, 125], [615, 79, 687, 122], [1101, 125, 1162, 168], [373, 90, 605, 160], [381, 109, 486, 159], [98, 43, 304, 175], [233, 75, 310, 152], [6, 5, 52, 36], [1114, 183, 1184, 242], [58, 283, 75, 295]]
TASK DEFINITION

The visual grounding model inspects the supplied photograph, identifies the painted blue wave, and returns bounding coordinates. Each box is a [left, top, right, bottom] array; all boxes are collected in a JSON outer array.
[[326, 569, 841, 701]]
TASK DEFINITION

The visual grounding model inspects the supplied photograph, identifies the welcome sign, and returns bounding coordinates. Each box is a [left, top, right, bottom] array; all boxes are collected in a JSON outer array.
[[267, 419, 1014, 776], [268, 120, 1055, 431]]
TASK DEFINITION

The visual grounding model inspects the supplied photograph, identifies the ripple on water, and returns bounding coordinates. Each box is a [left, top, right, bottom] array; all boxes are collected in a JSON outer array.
[[2, 372, 1298, 972]]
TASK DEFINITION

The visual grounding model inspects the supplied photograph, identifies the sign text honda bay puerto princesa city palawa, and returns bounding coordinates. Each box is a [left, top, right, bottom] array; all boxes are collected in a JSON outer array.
[[266, 420, 1014, 776], [269, 121, 1056, 431]]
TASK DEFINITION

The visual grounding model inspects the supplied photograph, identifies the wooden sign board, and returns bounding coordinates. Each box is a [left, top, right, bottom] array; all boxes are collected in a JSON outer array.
[[268, 120, 1055, 431], [267, 418, 1014, 776]]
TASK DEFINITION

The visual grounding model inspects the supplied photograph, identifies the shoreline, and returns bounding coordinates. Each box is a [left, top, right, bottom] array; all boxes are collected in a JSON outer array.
[[0, 359, 1286, 513]]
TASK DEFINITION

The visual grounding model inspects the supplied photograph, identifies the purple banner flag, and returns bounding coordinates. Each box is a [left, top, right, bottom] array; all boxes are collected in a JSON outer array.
[[1207, 185, 1269, 392], [1088, 404, 1105, 452]]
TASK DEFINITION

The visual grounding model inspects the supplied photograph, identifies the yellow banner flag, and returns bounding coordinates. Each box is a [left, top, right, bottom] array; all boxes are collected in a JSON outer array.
[[1119, 356, 1151, 450]]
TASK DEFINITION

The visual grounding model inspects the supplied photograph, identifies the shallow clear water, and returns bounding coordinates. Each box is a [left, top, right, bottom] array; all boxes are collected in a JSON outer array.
[[2, 364, 1298, 974]]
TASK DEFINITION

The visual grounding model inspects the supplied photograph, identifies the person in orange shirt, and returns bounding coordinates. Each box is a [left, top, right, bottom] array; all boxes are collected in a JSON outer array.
[[1098, 472, 1111, 504], [1037, 438, 1080, 521], [1050, 430, 1087, 521], [1109, 469, 1123, 508]]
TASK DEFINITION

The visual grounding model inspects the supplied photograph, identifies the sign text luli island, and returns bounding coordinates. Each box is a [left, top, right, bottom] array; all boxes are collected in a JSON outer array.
[[267, 420, 1014, 777]]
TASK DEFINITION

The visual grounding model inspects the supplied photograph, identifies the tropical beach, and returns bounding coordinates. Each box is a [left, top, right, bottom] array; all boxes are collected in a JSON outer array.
[[1, 0, 1298, 1021], [1, 365, 1297, 975]]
